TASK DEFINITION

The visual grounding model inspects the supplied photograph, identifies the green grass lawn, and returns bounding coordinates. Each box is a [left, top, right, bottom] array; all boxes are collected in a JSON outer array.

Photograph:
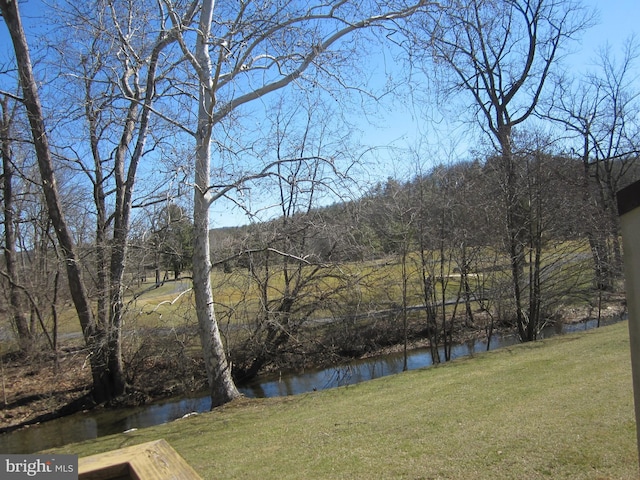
[[51, 321, 638, 479]]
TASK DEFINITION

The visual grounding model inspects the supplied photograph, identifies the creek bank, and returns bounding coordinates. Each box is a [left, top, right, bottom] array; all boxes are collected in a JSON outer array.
[[1, 313, 626, 454], [0, 298, 626, 436]]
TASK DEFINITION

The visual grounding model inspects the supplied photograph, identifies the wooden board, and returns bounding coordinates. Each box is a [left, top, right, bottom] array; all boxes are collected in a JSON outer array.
[[78, 439, 202, 480]]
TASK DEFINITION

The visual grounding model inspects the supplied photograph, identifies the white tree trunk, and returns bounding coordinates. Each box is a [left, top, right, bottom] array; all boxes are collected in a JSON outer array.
[[179, 0, 426, 406], [193, 0, 241, 407]]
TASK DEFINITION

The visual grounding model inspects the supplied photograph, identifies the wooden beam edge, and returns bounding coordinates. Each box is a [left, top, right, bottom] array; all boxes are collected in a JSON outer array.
[[78, 439, 203, 480]]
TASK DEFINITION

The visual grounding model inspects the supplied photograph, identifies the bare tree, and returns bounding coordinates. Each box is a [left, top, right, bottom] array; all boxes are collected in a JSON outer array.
[[547, 37, 640, 293], [0, 0, 104, 393], [410, 0, 591, 341], [413, 174, 442, 363], [222, 94, 359, 379], [1, 93, 33, 352], [0, 0, 198, 402], [365, 178, 417, 369], [163, 0, 428, 406], [0, 90, 66, 356], [147, 202, 193, 282]]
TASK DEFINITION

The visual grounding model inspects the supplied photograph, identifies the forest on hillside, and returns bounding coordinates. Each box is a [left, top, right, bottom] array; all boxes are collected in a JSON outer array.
[[205, 153, 637, 379]]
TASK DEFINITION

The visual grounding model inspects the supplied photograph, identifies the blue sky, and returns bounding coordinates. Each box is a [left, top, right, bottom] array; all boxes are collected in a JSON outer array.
[[1, 0, 639, 227], [581, 0, 639, 56], [218, 0, 640, 226], [359, 0, 640, 175]]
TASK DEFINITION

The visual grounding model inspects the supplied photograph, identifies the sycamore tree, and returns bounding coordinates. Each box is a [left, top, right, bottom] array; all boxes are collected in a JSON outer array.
[[163, 0, 428, 406], [2, 0, 426, 405]]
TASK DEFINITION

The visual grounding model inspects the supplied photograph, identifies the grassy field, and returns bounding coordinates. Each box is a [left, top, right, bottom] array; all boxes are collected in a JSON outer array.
[[51, 321, 638, 479], [45, 238, 593, 336]]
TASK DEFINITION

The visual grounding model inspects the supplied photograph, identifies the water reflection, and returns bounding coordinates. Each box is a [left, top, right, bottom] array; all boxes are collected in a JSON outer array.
[[0, 317, 621, 454], [237, 334, 524, 401]]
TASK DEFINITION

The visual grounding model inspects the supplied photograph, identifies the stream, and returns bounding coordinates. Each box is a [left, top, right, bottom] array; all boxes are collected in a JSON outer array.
[[0, 318, 619, 454]]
